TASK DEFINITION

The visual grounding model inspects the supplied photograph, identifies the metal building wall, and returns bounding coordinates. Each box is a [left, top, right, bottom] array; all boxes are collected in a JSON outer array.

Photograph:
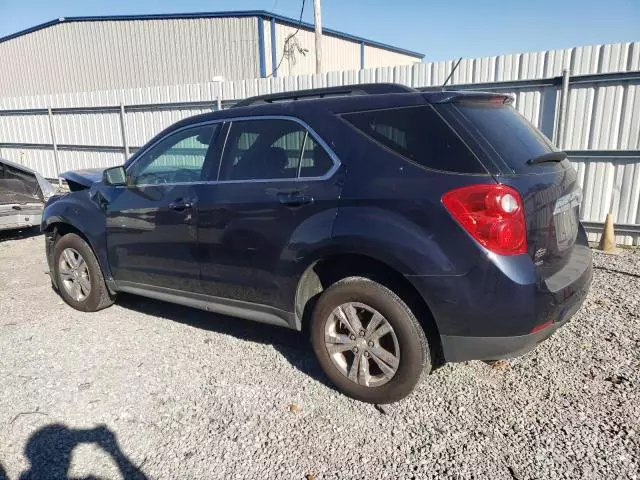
[[263, 19, 274, 77], [0, 17, 260, 96], [362, 45, 420, 69], [271, 22, 362, 77]]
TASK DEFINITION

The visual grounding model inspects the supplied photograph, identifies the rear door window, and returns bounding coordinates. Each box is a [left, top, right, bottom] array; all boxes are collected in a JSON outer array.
[[219, 119, 304, 181], [342, 105, 485, 174], [438, 101, 561, 174], [299, 136, 334, 178], [218, 119, 335, 181]]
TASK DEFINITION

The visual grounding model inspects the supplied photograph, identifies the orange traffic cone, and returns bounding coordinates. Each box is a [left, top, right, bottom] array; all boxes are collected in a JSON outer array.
[[597, 213, 619, 254]]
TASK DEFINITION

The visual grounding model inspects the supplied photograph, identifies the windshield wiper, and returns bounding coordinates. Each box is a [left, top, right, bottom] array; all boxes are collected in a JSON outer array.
[[526, 151, 567, 165]]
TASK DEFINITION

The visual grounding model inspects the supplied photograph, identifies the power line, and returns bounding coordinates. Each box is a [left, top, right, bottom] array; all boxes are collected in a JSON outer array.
[[268, 0, 306, 78]]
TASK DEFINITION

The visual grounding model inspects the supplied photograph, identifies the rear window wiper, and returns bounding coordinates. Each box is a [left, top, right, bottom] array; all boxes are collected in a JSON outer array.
[[526, 151, 567, 165]]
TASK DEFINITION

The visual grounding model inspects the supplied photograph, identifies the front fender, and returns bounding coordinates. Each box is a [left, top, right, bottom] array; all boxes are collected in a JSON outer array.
[[42, 189, 112, 281]]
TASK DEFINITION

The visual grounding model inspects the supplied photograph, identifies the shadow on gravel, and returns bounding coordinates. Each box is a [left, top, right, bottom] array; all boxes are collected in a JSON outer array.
[[116, 293, 335, 391], [0, 461, 7, 480], [18, 423, 148, 480], [0, 226, 41, 242]]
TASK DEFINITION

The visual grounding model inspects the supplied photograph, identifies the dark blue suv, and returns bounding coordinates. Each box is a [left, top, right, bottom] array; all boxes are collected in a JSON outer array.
[[42, 84, 592, 403]]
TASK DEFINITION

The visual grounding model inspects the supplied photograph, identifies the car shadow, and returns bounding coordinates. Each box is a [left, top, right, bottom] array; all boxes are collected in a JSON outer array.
[[115, 293, 334, 391], [18, 423, 148, 480], [0, 226, 41, 242], [0, 461, 7, 480]]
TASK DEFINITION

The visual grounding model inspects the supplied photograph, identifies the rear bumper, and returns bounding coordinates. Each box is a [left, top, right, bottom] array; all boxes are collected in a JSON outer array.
[[439, 253, 592, 362], [440, 300, 578, 362]]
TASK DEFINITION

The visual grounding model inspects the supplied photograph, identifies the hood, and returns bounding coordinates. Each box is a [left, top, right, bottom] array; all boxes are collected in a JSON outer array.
[[61, 168, 106, 191], [0, 157, 56, 204]]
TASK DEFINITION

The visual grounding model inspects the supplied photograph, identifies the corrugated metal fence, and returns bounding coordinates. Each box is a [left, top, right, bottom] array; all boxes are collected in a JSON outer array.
[[0, 42, 639, 244]]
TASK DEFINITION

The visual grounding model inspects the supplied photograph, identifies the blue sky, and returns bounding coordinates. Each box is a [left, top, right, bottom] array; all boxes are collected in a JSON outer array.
[[0, 0, 638, 61]]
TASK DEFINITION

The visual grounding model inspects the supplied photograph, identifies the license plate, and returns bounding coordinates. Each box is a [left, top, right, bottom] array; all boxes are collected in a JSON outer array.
[[553, 190, 582, 250]]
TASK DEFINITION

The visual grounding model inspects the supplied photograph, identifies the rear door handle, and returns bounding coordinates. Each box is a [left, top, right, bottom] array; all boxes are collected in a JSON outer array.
[[169, 200, 193, 211], [277, 192, 314, 206]]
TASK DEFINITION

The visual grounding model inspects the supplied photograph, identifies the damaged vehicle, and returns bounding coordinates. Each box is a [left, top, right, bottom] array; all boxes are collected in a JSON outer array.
[[0, 158, 56, 232], [41, 84, 592, 404]]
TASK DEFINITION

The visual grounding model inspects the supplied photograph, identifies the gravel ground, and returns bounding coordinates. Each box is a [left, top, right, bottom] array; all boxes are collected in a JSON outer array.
[[0, 229, 638, 480]]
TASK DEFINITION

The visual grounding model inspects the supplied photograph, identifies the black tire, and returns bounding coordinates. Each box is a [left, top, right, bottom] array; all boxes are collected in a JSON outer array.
[[310, 276, 430, 404], [53, 233, 115, 312]]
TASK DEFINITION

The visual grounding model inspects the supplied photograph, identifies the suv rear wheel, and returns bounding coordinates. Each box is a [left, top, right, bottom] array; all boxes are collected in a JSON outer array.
[[310, 277, 430, 403], [53, 233, 115, 312]]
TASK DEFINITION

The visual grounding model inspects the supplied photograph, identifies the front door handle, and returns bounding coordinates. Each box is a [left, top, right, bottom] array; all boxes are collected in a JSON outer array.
[[169, 200, 193, 211], [277, 192, 314, 207]]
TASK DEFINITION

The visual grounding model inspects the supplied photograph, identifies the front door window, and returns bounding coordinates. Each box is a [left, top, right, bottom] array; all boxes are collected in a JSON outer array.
[[129, 125, 219, 185]]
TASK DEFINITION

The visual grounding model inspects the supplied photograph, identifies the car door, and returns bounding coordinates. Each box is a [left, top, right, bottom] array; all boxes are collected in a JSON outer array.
[[106, 122, 220, 291], [196, 117, 343, 313]]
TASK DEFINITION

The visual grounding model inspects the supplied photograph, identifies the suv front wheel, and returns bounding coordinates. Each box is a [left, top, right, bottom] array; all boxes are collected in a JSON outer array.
[[53, 233, 115, 312], [310, 277, 430, 404]]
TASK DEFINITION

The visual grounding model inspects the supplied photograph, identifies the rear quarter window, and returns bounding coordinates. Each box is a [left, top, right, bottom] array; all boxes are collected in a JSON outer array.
[[341, 105, 486, 174]]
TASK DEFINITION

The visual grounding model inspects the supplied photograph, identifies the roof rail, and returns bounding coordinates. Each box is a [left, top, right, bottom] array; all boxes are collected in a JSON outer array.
[[232, 83, 416, 108]]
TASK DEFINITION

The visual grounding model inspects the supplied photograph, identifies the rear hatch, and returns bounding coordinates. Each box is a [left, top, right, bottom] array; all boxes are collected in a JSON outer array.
[[434, 95, 583, 278]]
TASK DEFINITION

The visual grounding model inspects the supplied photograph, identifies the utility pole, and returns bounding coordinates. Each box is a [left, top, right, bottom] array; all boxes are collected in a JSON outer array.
[[313, 0, 323, 74]]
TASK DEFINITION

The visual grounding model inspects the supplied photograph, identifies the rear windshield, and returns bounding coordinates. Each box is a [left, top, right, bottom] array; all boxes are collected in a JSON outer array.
[[342, 105, 486, 174], [441, 101, 559, 173]]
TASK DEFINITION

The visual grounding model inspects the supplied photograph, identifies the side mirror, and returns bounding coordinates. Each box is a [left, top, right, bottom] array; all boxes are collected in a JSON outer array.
[[103, 166, 127, 186]]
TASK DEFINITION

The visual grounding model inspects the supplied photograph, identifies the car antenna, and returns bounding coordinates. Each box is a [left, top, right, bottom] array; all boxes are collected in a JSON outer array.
[[441, 57, 463, 90]]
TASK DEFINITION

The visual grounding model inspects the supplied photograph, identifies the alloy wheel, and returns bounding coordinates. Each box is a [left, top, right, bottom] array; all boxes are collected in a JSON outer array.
[[324, 302, 400, 387], [58, 247, 91, 302]]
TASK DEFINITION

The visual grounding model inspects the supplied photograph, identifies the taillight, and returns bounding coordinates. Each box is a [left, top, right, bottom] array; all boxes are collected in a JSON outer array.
[[442, 184, 527, 255]]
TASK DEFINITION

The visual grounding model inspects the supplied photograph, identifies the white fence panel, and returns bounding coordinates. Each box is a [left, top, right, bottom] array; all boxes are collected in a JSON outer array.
[[56, 150, 123, 173], [589, 85, 626, 150], [0, 113, 50, 144], [618, 84, 640, 150], [54, 112, 122, 146], [572, 156, 640, 245], [125, 107, 213, 147], [1, 41, 639, 243], [0, 147, 55, 178], [411, 63, 430, 87]]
